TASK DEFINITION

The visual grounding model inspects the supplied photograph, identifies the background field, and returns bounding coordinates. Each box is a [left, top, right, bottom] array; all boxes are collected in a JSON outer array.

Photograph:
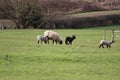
[[1, 0, 120, 29], [0, 25, 120, 80]]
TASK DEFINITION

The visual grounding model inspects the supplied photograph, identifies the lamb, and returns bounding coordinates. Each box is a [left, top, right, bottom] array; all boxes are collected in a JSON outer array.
[[44, 30, 62, 44], [37, 35, 48, 44], [99, 40, 114, 48], [65, 35, 76, 45]]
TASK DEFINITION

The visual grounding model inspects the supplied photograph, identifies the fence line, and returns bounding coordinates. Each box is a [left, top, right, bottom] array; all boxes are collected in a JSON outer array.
[[114, 30, 120, 38]]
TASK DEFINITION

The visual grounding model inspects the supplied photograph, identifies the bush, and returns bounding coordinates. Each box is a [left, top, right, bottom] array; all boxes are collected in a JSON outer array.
[[20, 4, 43, 28], [47, 14, 120, 29]]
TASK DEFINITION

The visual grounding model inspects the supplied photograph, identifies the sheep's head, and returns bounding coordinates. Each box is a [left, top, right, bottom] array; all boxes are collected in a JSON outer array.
[[59, 40, 63, 44], [111, 40, 115, 43], [72, 35, 76, 39]]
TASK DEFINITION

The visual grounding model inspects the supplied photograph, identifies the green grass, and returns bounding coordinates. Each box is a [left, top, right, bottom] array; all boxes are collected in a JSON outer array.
[[0, 25, 120, 80], [66, 10, 120, 18]]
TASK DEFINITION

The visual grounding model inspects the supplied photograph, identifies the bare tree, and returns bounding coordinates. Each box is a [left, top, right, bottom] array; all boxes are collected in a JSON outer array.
[[0, 0, 43, 29]]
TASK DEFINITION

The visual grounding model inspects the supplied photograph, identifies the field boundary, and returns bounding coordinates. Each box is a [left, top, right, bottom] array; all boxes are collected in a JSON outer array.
[[114, 30, 120, 38], [49, 10, 120, 28]]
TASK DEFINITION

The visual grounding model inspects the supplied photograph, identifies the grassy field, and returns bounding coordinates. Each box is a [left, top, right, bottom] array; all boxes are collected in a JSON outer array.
[[0, 25, 120, 80], [66, 10, 120, 18], [52, 10, 120, 19]]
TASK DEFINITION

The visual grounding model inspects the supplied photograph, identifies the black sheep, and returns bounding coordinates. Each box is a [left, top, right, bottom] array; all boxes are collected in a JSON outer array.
[[65, 35, 76, 45]]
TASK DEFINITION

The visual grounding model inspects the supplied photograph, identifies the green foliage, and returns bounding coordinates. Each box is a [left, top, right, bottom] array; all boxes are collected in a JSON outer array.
[[0, 26, 120, 80]]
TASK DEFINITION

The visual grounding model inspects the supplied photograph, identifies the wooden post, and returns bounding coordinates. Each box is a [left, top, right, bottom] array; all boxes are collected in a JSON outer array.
[[112, 29, 115, 41], [103, 28, 106, 40]]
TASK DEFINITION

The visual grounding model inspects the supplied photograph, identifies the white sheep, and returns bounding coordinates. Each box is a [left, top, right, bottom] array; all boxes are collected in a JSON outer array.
[[37, 35, 48, 44], [44, 30, 62, 44], [99, 40, 114, 48]]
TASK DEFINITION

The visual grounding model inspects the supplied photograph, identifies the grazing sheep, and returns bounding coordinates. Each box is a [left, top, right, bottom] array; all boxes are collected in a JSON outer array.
[[99, 40, 114, 48], [44, 30, 62, 44], [65, 35, 76, 45], [37, 35, 48, 44]]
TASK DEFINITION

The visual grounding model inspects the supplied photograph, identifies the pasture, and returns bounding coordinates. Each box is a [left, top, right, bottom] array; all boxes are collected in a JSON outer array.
[[0, 25, 120, 80]]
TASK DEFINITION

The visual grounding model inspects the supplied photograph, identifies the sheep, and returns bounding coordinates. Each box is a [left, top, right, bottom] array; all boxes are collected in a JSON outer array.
[[99, 40, 114, 48], [37, 35, 48, 44], [44, 30, 62, 44], [65, 35, 76, 45]]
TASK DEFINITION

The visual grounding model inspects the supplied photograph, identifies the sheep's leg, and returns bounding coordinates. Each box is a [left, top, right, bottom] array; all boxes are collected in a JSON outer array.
[[46, 41, 47, 44], [66, 41, 68, 45], [48, 39, 50, 44], [99, 45, 101, 48], [65, 43, 67, 45], [53, 40, 57, 44], [65, 39, 68, 45], [55, 41, 57, 44], [44, 41, 47, 44], [41, 40, 42, 43], [44, 41, 45, 44], [52, 40, 54, 44], [37, 40, 39, 44], [106, 45, 111, 48], [65, 42, 67, 45], [69, 43, 72, 45], [46, 41, 48, 44], [106, 45, 108, 48], [102, 45, 104, 48]]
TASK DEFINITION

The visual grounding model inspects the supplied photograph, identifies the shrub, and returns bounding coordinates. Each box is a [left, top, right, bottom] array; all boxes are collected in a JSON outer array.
[[20, 4, 43, 29]]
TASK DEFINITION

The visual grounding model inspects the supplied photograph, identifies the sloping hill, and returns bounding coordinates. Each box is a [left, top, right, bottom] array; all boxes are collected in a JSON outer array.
[[47, 10, 120, 28], [40, 0, 120, 15]]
